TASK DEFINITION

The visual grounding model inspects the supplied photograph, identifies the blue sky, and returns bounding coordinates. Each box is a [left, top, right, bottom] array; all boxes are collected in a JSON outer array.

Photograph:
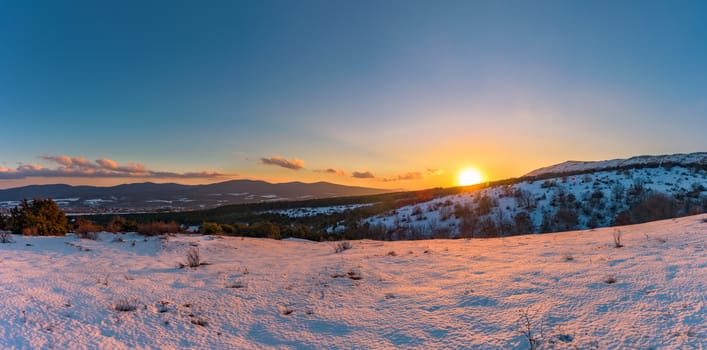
[[1, 0, 706, 189]]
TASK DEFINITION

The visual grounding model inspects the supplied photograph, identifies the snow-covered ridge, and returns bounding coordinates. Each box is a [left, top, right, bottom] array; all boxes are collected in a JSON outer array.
[[363, 165, 707, 239], [524, 152, 707, 177]]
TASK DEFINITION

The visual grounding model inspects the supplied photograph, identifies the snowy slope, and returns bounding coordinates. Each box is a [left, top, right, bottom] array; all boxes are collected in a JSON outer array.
[[0, 215, 705, 349], [525, 152, 707, 177], [363, 165, 707, 238]]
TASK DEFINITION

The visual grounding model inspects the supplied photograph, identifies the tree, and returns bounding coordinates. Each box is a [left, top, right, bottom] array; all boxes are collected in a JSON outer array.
[[200, 222, 223, 235], [107, 216, 139, 233], [9, 198, 68, 236], [513, 211, 534, 235]]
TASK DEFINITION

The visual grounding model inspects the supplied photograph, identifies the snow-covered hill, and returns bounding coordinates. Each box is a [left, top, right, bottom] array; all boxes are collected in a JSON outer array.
[[524, 152, 707, 178], [0, 215, 705, 349], [362, 165, 707, 239]]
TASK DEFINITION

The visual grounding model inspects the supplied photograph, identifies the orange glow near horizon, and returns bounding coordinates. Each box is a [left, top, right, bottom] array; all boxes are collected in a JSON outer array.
[[457, 168, 484, 186]]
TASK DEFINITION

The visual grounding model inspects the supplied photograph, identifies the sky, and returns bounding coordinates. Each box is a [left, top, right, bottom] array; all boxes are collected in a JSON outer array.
[[1, 0, 706, 190]]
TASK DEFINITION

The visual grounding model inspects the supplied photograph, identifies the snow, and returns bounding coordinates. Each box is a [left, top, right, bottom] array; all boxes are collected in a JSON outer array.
[[364, 165, 707, 237], [525, 152, 707, 177], [83, 199, 114, 206], [266, 203, 375, 218], [0, 215, 705, 349]]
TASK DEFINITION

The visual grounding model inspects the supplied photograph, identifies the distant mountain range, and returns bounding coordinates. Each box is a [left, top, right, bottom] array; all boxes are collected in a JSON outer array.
[[0, 180, 391, 212], [524, 152, 707, 178]]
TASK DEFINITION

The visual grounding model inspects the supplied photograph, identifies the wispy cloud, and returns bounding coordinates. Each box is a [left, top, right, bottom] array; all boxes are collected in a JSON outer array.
[[313, 168, 347, 176], [352, 171, 375, 179], [382, 172, 423, 182], [260, 156, 305, 170], [0, 155, 225, 180], [427, 168, 443, 176]]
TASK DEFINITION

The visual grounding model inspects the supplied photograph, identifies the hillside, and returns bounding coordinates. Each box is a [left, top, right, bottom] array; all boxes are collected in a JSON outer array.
[[359, 165, 707, 239], [0, 180, 390, 213], [0, 215, 704, 348], [96, 154, 707, 241], [524, 152, 707, 178]]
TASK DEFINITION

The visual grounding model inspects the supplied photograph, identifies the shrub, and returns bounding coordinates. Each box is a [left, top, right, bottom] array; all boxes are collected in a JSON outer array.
[[221, 224, 236, 234], [279, 306, 294, 316], [613, 230, 623, 248], [9, 198, 68, 236], [74, 217, 101, 240], [346, 270, 362, 280], [236, 221, 281, 239], [200, 222, 223, 235], [136, 221, 179, 236], [0, 231, 14, 244], [518, 307, 543, 350], [107, 216, 138, 233], [113, 298, 138, 312], [190, 317, 208, 326], [186, 247, 201, 268], [334, 241, 352, 253]]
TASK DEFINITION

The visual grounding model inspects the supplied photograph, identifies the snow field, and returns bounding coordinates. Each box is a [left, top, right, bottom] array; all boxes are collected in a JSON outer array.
[[0, 214, 705, 349]]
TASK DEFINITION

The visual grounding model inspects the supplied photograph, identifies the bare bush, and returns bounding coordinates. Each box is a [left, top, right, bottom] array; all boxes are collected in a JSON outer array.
[[226, 281, 246, 289], [334, 241, 352, 253], [279, 306, 294, 316], [613, 230, 623, 248], [77, 231, 98, 240], [113, 298, 138, 312], [190, 317, 208, 326], [346, 270, 362, 280], [74, 218, 101, 239], [0, 231, 14, 244], [156, 300, 170, 313], [186, 247, 201, 268], [519, 307, 544, 350]]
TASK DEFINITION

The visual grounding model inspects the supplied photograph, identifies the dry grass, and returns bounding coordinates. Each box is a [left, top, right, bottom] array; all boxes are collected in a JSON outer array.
[[612, 230, 623, 248], [113, 298, 138, 312], [186, 247, 201, 268], [334, 241, 352, 253]]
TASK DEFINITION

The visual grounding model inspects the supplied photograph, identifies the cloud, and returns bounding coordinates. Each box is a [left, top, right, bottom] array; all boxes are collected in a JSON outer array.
[[352, 171, 375, 179], [427, 168, 443, 176], [96, 158, 119, 170], [260, 156, 305, 170], [313, 168, 347, 176], [0, 155, 226, 180], [382, 172, 423, 182], [42, 155, 73, 166]]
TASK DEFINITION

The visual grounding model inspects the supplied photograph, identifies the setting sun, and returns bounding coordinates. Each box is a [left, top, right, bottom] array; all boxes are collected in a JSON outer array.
[[458, 168, 484, 186]]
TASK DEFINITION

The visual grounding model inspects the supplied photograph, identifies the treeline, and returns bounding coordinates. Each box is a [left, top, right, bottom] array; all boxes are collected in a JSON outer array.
[[85, 186, 480, 241]]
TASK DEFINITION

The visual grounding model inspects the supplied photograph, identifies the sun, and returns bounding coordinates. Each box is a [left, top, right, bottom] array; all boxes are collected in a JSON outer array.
[[458, 168, 484, 186]]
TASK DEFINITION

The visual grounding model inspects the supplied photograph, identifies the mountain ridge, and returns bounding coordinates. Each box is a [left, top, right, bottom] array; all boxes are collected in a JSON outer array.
[[524, 152, 707, 178], [0, 179, 391, 212]]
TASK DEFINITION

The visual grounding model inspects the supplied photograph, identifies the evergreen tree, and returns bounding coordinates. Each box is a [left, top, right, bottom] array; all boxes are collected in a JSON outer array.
[[9, 198, 68, 236]]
